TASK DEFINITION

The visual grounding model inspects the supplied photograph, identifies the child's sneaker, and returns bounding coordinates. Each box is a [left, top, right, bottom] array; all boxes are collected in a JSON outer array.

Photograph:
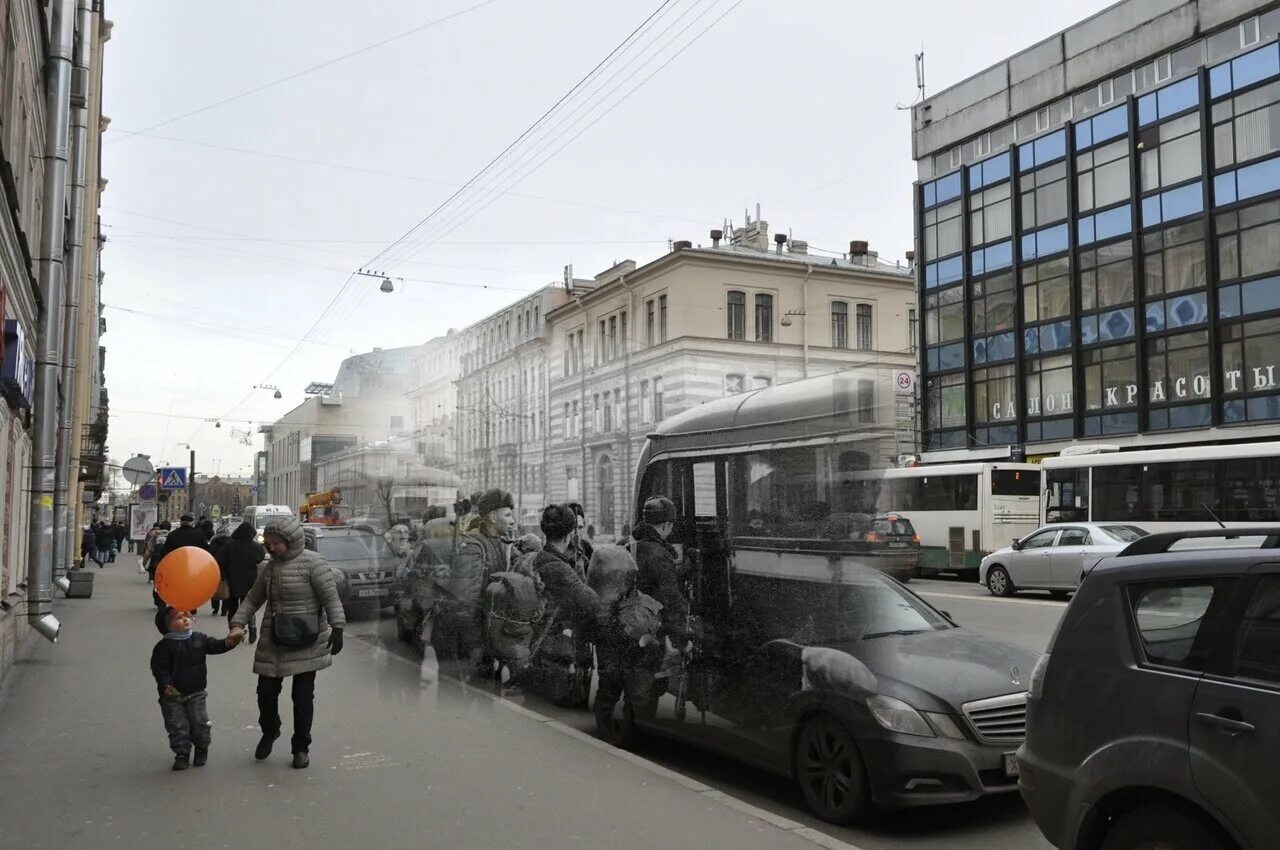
[[193, 747, 208, 767], [172, 751, 190, 771]]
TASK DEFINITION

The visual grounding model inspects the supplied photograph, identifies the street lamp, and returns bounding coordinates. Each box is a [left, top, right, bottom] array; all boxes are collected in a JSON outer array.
[[255, 384, 283, 400]]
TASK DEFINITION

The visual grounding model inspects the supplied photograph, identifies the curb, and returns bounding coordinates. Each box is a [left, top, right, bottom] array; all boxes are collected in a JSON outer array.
[[362, 634, 869, 850]]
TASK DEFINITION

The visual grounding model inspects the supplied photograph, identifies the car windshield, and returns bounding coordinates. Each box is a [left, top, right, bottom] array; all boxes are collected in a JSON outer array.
[[1100, 525, 1149, 543], [757, 569, 952, 644], [316, 534, 394, 562]]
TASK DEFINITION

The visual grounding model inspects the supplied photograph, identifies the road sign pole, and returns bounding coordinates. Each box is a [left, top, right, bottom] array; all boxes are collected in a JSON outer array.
[[189, 449, 196, 521]]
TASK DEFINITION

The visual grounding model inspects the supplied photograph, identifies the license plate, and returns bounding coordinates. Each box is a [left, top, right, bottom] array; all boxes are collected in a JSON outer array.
[[1003, 752, 1019, 778], [357, 588, 387, 598], [888, 542, 908, 548]]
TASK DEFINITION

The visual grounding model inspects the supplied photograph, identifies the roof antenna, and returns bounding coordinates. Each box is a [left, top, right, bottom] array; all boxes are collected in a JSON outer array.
[[1202, 502, 1227, 529], [897, 49, 926, 111]]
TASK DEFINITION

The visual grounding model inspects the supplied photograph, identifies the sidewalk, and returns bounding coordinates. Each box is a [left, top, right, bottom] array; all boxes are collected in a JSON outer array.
[[0, 562, 833, 850]]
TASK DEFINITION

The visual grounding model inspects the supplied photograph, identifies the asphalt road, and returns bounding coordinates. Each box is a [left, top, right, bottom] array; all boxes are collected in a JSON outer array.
[[346, 574, 1069, 850]]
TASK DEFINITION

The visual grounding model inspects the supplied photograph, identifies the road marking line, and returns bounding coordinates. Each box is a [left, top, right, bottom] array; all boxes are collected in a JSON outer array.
[[918, 589, 1066, 608], [353, 633, 870, 850]]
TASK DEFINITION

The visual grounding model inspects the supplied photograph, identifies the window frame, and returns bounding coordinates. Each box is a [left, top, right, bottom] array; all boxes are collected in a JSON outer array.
[[755, 293, 773, 342], [1126, 577, 1239, 674], [855, 303, 873, 350], [831, 300, 849, 349], [727, 290, 746, 340]]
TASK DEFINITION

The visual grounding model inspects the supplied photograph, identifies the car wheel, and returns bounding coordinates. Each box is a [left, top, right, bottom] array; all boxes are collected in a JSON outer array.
[[794, 713, 872, 825], [986, 565, 1015, 597], [1100, 804, 1230, 850]]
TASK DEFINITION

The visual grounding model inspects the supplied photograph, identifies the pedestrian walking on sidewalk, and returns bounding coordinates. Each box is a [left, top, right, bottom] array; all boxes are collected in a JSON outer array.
[[227, 516, 345, 770], [218, 522, 263, 641], [150, 607, 241, 770], [526, 503, 599, 707], [436, 488, 512, 684], [93, 522, 114, 567]]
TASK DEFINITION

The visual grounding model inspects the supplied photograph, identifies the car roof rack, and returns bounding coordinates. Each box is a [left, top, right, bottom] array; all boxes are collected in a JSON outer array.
[[1118, 527, 1280, 557]]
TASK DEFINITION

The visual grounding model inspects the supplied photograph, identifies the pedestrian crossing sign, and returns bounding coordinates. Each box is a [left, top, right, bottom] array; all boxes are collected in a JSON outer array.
[[159, 467, 187, 490]]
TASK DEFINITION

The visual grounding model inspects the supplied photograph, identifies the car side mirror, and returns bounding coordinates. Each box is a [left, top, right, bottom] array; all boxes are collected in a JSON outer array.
[[1011, 539, 1022, 551]]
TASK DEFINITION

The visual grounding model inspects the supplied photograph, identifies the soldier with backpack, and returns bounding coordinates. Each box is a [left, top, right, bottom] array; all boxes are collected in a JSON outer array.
[[435, 488, 513, 683]]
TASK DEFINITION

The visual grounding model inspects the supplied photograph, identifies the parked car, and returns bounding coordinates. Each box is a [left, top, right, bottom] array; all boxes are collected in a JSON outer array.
[[602, 562, 1040, 824], [819, 512, 921, 582], [978, 523, 1149, 598], [1019, 528, 1280, 850], [302, 525, 400, 617]]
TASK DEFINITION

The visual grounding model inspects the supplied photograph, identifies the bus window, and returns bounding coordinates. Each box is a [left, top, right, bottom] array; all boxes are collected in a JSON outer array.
[[991, 469, 1038, 497], [1046, 467, 1088, 522], [692, 461, 717, 519], [919, 474, 978, 511], [1143, 461, 1220, 522], [725, 446, 856, 538], [637, 459, 676, 510], [1092, 464, 1143, 521], [1223, 458, 1280, 521]]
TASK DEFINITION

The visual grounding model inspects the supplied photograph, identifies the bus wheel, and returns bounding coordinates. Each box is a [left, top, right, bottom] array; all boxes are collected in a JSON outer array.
[[794, 713, 872, 824], [986, 565, 1015, 597]]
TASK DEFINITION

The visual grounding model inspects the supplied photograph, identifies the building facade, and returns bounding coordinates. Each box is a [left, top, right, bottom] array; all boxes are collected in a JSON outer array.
[[913, 0, 1280, 460], [262, 345, 420, 511], [405, 330, 459, 471], [454, 284, 571, 523], [545, 222, 916, 537]]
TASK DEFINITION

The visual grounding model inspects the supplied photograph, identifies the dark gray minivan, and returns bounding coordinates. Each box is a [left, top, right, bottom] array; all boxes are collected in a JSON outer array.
[[1019, 529, 1280, 850]]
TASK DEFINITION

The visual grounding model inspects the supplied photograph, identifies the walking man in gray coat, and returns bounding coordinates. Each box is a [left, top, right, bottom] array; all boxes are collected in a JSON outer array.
[[228, 516, 345, 769]]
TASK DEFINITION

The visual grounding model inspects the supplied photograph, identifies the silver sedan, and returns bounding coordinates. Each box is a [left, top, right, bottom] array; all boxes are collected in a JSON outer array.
[[977, 523, 1148, 597]]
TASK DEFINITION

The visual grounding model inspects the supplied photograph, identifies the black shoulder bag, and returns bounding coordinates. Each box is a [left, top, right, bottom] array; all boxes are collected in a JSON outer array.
[[268, 562, 320, 648]]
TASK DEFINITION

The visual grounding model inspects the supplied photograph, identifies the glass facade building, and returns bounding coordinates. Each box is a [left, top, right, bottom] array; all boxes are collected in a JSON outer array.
[[917, 10, 1280, 455]]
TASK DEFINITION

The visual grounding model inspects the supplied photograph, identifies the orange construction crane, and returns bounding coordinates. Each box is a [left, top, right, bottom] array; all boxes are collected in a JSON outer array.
[[300, 487, 350, 525]]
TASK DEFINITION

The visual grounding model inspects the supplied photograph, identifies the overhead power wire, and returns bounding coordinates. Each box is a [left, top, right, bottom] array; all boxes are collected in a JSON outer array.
[[107, 0, 503, 144], [359, 0, 681, 273], [389, 0, 744, 271]]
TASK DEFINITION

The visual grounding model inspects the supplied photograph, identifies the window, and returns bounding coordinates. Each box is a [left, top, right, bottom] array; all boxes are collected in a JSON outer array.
[[1144, 220, 1207, 296], [1129, 580, 1236, 671], [967, 272, 1012, 336], [1139, 112, 1202, 194], [855, 304, 872, 350], [1209, 41, 1280, 99], [925, 286, 964, 346], [613, 389, 622, 431], [922, 170, 962, 208], [968, 150, 1010, 189], [646, 299, 655, 345], [1079, 240, 1134, 312], [653, 376, 664, 421], [620, 311, 628, 354], [856, 379, 875, 423], [725, 374, 745, 395], [755, 293, 773, 342], [597, 319, 606, 365], [1022, 259, 1070, 324], [1078, 203, 1133, 245], [727, 291, 746, 340], [659, 294, 668, 341], [1232, 575, 1280, 684], [992, 469, 1039, 497], [919, 473, 978, 511], [1213, 78, 1280, 169], [1217, 199, 1280, 282], [562, 403, 570, 438], [1076, 138, 1130, 213], [908, 308, 918, 352], [1148, 329, 1211, 407], [831, 301, 848, 348], [923, 199, 962, 259], [1019, 160, 1068, 229], [1021, 529, 1059, 550], [609, 315, 618, 359], [973, 363, 1017, 424], [1017, 128, 1066, 172], [572, 400, 581, 438], [752, 376, 772, 390], [639, 379, 651, 424], [1025, 354, 1074, 419], [926, 372, 965, 431], [1083, 343, 1138, 411], [596, 393, 605, 432], [969, 182, 1012, 246], [1221, 316, 1280, 401]]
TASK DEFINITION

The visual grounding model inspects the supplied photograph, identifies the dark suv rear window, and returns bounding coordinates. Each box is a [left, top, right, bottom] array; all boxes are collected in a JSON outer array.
[[1128, 579, 1237, 671]]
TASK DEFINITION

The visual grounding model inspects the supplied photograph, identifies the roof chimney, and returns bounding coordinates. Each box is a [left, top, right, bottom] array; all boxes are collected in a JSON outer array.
[[774, 233, 788, 255], [710, 228, 722, 248], [850, 240, 869, 257], [673, 240, 692, 251]]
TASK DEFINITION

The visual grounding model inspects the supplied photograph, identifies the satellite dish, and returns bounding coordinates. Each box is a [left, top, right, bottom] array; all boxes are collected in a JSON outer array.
[[122, 454, 155, 486]]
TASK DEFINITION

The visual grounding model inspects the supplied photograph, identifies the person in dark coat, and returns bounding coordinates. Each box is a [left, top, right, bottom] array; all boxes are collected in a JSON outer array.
[[93, 522, 114, 567], [207, 530, 232, 616], [567, 502, 593, 576], [218, 522, 264, 639], [526, 503, 599, 706], [156, 515, 209, 563], [633, 497, 693, 646], [150, 606, 239, 770], [112, 522, 127, 560]]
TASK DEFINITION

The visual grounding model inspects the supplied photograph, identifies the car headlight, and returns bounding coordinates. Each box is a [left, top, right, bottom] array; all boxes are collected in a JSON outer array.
[[922, 711, 968, 740], [1028, 653, 1050, 700], [866, 695, 935, 737]]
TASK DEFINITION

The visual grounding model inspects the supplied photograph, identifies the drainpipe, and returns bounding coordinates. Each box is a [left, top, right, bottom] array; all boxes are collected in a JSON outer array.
[[802, 263, 812, 379], [28, 0, 76, 642], [53, 0, 92, 592]]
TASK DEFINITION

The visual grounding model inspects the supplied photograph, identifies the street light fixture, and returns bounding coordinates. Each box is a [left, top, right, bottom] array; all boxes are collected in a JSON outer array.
[[255, 384, 283, 400]]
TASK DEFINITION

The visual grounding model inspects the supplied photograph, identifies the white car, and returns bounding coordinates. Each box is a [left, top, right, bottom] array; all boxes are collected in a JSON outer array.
[[978, 522, 1149, 598]]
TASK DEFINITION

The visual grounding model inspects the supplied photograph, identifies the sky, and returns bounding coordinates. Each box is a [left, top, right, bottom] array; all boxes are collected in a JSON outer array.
[[101, 0, 1116, 481]]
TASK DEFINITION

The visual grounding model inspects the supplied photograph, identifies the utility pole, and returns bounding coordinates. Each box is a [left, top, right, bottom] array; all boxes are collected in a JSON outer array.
[[188, 449, 197, 520]]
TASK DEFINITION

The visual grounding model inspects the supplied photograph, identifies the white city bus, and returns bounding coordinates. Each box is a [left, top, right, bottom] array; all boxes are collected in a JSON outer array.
[[1042, 441, 1280, 532], [856, 463, 1042, 578]]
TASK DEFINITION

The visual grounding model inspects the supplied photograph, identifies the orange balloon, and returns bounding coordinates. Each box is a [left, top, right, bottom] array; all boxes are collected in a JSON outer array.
[[154, 547, 221, 611]]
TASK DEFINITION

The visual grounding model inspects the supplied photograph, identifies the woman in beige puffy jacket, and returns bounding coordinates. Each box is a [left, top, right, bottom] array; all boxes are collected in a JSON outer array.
[[229, 516, 345, 769]]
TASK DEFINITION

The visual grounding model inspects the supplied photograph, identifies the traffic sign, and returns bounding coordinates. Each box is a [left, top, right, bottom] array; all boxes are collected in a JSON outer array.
[[138, 483, 157, 501], [122, 455, 155, 486], [159, 467, 188, 490], [895, 370, 915, 393]]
